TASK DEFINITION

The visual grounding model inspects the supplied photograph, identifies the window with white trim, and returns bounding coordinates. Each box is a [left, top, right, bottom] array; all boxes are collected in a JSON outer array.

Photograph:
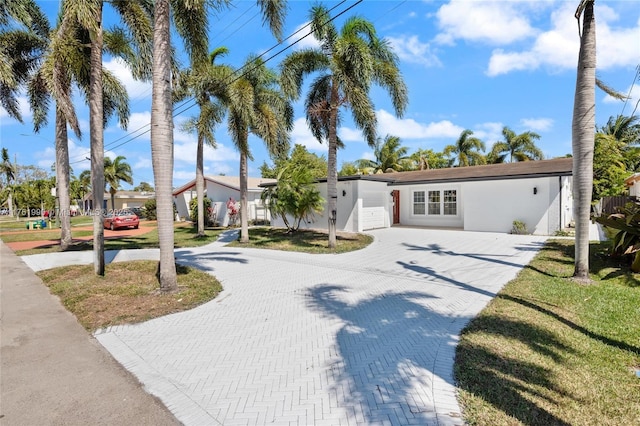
[[428, 191, 440, 215], [443, 190, 457, 215], [412, 189, 458, 216], [413, 191, 425, 215]]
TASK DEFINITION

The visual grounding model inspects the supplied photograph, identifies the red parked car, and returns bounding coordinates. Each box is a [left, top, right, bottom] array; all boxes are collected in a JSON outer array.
[[103, 210, 140, 230]]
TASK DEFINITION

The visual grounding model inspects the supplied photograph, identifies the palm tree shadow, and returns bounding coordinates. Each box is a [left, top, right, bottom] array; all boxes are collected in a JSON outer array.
[[306, 285, 570, 425], [402, 241, 562, 278]]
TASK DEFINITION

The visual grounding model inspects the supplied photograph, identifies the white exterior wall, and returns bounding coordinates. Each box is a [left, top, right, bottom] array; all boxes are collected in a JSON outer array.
[[270, 180, 390, 233], [398, 184, 463, 228], [173, 182, 268, 226], [463, 176, 564, 235], [394, 176, 571, 235]]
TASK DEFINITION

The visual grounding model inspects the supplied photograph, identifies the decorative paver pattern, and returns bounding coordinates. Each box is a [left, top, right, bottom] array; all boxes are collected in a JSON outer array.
[[86, 228, 546, 425]]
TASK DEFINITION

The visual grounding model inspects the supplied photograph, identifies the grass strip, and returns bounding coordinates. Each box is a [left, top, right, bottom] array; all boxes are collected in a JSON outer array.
[[455, 240, 640, 425]]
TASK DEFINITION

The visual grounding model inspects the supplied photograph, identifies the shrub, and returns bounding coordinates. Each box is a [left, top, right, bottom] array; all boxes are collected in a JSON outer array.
[[595, 202, 640, 272], [511, 220, 529, 235], [189, 196, 212, 224], [143, 198, 157, 220]]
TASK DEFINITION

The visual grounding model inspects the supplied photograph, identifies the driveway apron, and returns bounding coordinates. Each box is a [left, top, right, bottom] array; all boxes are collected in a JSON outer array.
[[94, 228, 547, 425]]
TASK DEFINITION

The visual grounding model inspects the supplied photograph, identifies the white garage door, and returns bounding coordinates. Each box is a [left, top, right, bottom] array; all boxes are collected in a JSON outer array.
[[362, 207, 385, 230]]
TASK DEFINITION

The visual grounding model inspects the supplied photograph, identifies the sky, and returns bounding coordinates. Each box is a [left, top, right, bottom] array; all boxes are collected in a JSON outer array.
[[1, 0, 639, 189]]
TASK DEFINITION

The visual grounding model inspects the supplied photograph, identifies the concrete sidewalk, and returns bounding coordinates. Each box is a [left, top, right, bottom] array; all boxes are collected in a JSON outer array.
[[0, 240, 179, 425]]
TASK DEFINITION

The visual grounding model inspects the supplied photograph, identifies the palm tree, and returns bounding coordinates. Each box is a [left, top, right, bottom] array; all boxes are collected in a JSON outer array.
[[599, 114, 640, 171], [175, 47, 230, 237], [357, 135, 409, 173], [77, 169, 91, 210], [488, 126, 544, 163], [409, 148, 451, 170], [0, 148, 16, 217], [572, 0, 596, 280], [444, 129, 486, 167], [225, 55, 292, 243], [151, 0, 218, 291], [104, 156, 133, 210], [60, 0, 151, 271], [281, 5, 408, 248], [153, 0, 285, 290]]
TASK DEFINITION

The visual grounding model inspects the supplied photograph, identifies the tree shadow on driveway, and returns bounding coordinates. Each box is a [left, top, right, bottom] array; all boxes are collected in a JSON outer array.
[[306, 284, 466, 425]]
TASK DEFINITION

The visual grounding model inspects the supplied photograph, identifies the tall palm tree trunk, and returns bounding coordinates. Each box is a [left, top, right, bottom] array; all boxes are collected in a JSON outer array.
[[151, 0, 177, 291], [110, 187, 116, 211], [327, 84, 339, 249], [55, 105, 72, 250], [196, 134, 205, 236], [572, 0, 596, 280], [239, 146, 249, 243], [90, 4, 105, 275]]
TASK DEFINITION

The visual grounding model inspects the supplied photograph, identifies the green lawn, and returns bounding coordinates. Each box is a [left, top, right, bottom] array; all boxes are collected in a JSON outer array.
[[227, 226, 373, 253], [8, 223, 224, 255], [38, 260, 223, 331], [455, 240, 640, 425]]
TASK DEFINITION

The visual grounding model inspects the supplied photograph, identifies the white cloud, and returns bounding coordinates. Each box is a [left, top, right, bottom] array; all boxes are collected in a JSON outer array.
[[603, 83, 640, 109], [103, 57, 152, 100], [520, 118, 554, 132], [293, 22, 321, 50], [487, 3, 640, 76], [471, 122, 503, 144], [0, 96, 32, 121], [387, 35, 441, 68], [339, 127, 363, 142], [360, 151, 375, 161], [434, 0, 537, 46], [35, 138, 91, 171], [376, 109, 464, 139], [290, 117, 327, 151]]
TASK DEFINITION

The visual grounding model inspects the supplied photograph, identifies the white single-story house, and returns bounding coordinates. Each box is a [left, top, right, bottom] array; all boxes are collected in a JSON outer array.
[[624, 173, 640, 198], [265, 158, 574, 236], [83, 190, 155, 211], [173, 175, 276, 226]]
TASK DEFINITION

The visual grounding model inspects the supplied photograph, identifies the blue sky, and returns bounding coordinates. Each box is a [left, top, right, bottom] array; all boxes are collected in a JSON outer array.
[[1, 0, 639, 189]]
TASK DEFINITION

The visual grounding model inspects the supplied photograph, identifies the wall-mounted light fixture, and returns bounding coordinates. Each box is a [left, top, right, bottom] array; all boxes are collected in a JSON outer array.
[[342, 189, 346, 196], [533, 187, 538, 195]]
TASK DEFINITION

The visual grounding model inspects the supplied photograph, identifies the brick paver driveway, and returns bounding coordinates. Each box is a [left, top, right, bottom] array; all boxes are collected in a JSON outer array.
[[96, 227, 547, 425]]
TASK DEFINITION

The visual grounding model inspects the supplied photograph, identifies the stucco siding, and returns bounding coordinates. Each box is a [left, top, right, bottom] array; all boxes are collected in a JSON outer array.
[[463, 176, 561, 235]]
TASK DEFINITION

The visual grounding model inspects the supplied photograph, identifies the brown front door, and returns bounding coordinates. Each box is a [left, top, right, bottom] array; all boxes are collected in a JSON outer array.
[[392, 190, 400, 224]]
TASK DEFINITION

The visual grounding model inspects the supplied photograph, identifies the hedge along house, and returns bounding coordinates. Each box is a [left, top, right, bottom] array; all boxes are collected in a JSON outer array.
[[172, 176, 276, 226], [264, 158, 573, 235]]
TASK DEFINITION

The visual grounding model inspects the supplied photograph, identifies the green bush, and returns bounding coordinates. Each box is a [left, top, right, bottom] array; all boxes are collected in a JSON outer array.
[[189, 197, 213, 225], [511, 220, 529, 235], [595, 202, 640, 272], [143, 198, 157, 220]]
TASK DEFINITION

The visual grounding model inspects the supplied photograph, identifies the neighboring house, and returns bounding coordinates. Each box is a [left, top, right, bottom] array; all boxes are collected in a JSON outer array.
[[624, 173, 640, 198], [173, 176, 276, 226], [265, 158, 574, 236], [83, 190, 155, 211]]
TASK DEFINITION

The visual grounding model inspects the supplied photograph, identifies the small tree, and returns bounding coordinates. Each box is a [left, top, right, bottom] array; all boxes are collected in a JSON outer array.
[[262, 164, 324, 232]]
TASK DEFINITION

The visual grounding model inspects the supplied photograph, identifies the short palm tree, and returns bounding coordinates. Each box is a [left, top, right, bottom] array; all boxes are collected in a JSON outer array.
[[225, 55, 292, 243], [357, 135, 409, 173], [281, 5, 408, 248], [104, 156, 133, 211], [488, 126, 543, 163], [444, 129, 486, 167]]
